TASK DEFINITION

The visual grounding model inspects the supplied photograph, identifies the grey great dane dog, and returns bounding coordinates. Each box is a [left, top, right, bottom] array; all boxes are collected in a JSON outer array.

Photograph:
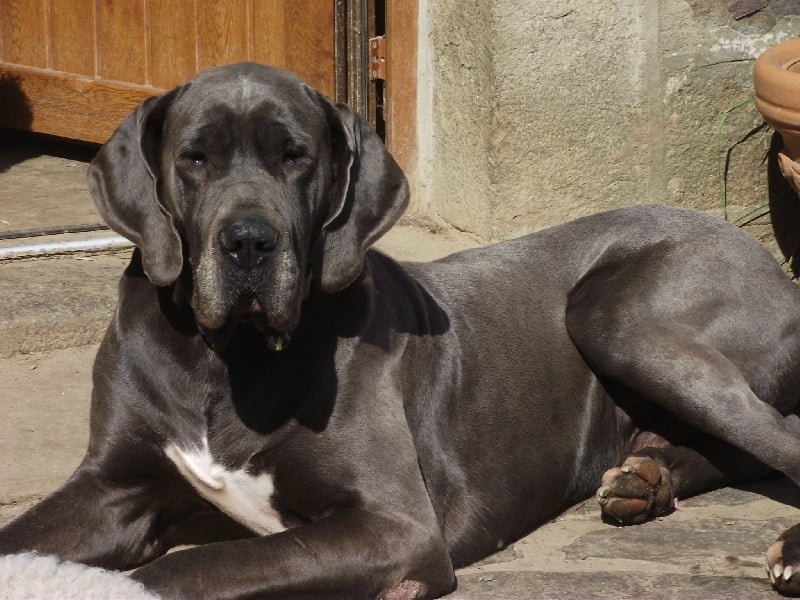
[[2, 62, 800, 599]]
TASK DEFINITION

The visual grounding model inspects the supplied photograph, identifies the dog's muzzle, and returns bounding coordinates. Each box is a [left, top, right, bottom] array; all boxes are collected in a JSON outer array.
[[205, 212, 298, 352]]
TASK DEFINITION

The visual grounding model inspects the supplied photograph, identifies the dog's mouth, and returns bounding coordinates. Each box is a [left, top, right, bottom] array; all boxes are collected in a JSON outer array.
[[230, 293, 265, 317], [229, 293, 293, 352], [261, 325, 292, 352], [190, 249, 303, 352]]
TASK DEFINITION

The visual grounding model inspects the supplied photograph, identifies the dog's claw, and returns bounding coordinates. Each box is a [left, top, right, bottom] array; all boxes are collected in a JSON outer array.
[[767, 561, 797, 585], [766, 530, 800, 594]]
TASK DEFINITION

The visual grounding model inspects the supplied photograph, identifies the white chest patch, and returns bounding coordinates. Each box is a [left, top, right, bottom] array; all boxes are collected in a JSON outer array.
[[165, 437, 286, 536]]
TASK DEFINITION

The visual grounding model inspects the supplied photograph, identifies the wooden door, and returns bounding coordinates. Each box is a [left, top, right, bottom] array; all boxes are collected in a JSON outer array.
[[0, 0, 336, 143]]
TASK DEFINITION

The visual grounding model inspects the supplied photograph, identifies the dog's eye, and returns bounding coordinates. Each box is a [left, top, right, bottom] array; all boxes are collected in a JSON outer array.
[[282, 150, 307, 167], [181, 151, 207, 168]]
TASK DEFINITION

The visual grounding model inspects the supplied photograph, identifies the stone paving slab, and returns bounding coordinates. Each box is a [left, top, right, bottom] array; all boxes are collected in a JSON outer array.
[[446, 480, 797, 598]]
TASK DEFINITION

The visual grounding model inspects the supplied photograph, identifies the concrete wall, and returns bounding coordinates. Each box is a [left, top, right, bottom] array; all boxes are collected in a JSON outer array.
[[413, 0, 800, 243]]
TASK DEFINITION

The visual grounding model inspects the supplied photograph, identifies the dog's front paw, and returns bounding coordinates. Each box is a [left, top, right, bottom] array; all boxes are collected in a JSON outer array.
[[768, 524, 800, 596], [595, 456, 674, 525]]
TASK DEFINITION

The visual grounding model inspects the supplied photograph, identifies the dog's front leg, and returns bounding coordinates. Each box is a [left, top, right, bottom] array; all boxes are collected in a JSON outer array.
[[131, 506, 455, 600], [0, 464, 168, 569]]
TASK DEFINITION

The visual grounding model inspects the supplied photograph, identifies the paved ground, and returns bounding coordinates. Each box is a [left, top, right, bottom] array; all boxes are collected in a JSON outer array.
[[1, 130, 798, 598]]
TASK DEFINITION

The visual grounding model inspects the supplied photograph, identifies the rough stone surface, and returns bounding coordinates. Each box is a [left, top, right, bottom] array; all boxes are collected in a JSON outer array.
[[0, 252, 128, 358], [0, 346, 93, 503], [448, 571, 778, 599], [442, 480, 800, 598], [418, 0, 494, 238], [490, 0, 654, 236], [0, 129, 97, 233], [657, 3, 800, 253], [417, 0, 800, 246]]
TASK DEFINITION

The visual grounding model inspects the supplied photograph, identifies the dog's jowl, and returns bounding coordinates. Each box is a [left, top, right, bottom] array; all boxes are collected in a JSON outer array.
[[3, 62, 800, 599]]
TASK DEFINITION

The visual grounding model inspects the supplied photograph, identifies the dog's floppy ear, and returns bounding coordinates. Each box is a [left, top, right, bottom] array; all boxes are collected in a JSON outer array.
[[88, 89, 182, 287], [315, 100, 409, 293]]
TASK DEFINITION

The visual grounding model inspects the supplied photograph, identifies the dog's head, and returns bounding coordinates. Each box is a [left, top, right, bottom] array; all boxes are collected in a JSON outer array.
[[89, 63, 408, 347]]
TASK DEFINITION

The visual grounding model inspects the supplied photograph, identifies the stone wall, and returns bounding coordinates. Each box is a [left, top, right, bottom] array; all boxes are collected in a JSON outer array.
[[413, 0, 800, 245]]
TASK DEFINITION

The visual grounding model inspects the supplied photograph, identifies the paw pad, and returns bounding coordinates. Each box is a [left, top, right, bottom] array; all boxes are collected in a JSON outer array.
[[596, 456, 674, 525]]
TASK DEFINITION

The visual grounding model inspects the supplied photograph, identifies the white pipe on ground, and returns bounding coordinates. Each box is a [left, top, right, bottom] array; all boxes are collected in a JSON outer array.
[[0, 234, 133, 260]]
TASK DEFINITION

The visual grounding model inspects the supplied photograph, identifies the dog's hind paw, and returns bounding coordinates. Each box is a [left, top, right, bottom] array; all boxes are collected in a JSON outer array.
[[595, 456, 674, 525], [768, 524, 800, 596]]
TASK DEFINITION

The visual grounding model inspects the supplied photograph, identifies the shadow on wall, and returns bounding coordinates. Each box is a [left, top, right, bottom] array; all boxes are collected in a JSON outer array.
[[0, 72, 32, 129], [0, 72, 34, 174], [0, 74, 97, 173], [768, 132, 800, 278]]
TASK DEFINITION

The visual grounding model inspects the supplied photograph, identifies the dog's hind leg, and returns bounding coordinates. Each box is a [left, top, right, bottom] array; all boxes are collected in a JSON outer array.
[[566, 271, 800, 594], [566, 308, 800, 509]]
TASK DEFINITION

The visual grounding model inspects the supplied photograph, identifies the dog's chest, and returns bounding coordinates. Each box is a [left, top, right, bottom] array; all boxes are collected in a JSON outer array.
[[165, 436, 286, 535]]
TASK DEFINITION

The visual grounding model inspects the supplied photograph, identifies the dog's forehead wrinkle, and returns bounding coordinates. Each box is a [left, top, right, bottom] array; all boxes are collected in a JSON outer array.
[[261, 120, 314, 146], [168, 74, 324, 156], [181, 74, 313, 116], [169, 103, 235, 148], [175, 110, 316, 160]]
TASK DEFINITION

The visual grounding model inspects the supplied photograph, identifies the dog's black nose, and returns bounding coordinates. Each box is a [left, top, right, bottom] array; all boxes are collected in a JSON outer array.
[[218, 217, 280, 269]]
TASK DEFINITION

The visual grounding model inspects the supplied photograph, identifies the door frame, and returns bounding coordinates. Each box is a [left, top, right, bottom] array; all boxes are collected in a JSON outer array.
[[341, 0, 418, 184]]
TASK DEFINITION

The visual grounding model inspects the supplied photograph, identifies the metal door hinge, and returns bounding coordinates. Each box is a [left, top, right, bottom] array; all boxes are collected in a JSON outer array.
[[369, 36, 386, 81]]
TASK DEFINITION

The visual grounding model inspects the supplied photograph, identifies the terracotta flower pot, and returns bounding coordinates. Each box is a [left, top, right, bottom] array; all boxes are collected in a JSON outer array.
[[755, 38, 800, 195]]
